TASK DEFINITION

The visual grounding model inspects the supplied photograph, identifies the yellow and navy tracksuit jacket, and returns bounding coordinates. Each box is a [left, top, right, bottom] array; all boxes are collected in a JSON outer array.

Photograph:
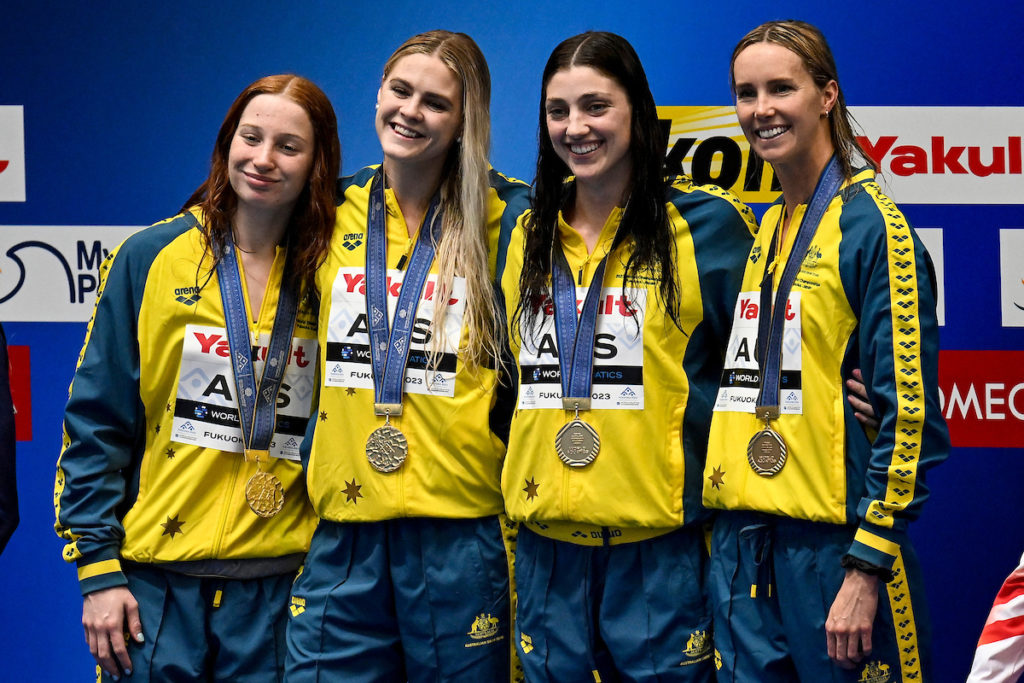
[[500, 176, 757, 544], [703, 168, 950, 574], [55, 208, 318, 595], [302, 165, 530, 522]]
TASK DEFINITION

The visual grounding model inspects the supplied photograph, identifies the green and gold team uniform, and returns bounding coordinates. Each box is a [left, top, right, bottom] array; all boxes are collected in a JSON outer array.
[[501, 177, 756, 682], [55, 208, 319, 681], [284, 166, 530, 683], [704, 169, 949, 682]]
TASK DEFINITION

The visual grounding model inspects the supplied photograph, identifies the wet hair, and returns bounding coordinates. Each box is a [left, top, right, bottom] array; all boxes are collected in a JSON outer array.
[[381, 30, 499, 373], [516, 31, 680, 339], [730, 20, 878, 181], [182, 74, 340, 295]]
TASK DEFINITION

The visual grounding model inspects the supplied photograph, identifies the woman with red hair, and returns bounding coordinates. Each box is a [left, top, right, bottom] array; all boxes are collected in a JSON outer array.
[[55, 74, 340, 682]]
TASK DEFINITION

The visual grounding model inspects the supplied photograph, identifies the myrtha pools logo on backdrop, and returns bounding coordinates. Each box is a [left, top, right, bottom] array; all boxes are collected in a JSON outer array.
[[0, 106, 26, 202], [0, 226, 141, 321], [1000, 229, 1024, 327]]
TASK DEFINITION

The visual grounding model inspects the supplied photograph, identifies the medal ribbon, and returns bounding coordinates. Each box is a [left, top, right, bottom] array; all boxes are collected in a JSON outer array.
[[551, 242, 610, 407], [365, 169, 442, 411], [217, 232, 299, 453], [755, 155, 843, 414]]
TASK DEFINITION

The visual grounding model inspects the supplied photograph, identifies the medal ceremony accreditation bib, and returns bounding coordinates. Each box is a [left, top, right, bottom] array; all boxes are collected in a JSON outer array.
[[302, 166, 522, 523], [500, 175, 758, 532]]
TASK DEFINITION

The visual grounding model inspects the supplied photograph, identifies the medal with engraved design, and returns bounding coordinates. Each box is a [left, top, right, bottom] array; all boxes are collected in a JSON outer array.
[[743, 158, 843, 481], [555, 398, 600, 468], [366, 405, 408, 473], [548, 236, 613, 470], [362, 172, 440, 476], [747, 407, 787, 477], [244, 449, 285, 517], [217, 232, 300, 519], [555, 418, 600, 468], [747, 427, 787, 476], [246, 470, 285, 518]]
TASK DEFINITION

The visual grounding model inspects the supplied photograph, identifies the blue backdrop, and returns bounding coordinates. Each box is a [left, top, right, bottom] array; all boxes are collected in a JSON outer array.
[[1, 1, 1022, 679]]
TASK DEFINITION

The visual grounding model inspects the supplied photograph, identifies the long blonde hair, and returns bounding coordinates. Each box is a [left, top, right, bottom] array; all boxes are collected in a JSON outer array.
[[382, 30, 499, 375]]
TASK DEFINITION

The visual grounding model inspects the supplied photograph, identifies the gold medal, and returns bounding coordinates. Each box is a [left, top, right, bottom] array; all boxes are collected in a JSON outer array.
[[747, 427, 787, 477], [366, 423, 408, 473], [555, 418, 600, 468], [245, 470, 285, 518]]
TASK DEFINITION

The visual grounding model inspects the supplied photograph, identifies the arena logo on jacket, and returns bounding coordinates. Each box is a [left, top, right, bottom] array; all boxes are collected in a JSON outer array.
[[324, 267, 466, 397], [171, 325, 318, 460], [657, 106, 1024, 205], [517, 287, 647, 410], [0, 106, 25, 202]]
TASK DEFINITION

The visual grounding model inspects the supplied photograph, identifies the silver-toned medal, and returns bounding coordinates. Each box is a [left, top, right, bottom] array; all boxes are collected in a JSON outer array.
[[555, 418, 600, 468], [746, 427, 787, 477]]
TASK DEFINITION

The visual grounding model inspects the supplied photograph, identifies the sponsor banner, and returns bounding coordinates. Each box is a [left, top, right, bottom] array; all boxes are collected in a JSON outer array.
[[657, 106, 1024, 205], [1000, 229, 1024, 327], [8, 344, 31, 441], [916, 228, 945, 326], [0, 106, 26, 202], [658, 106, 773, 203], [939, 350, 1024, 448], [0, 226, 142, 321]]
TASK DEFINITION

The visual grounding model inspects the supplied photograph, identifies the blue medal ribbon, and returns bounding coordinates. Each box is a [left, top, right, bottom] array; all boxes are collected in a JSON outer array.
[[217, 232, 299, 453], [365, 169, 442, 415], [551, 240, 610, 410], [755, 155, 843, 417]]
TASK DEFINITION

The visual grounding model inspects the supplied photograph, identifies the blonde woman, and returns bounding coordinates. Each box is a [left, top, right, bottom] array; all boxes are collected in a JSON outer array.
[[285, 31, 529, 682], [704, 20, 948, 682]]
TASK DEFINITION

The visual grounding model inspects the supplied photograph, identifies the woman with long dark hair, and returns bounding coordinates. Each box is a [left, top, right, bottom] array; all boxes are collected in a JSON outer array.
[[285, 31, 529, 682], [501, 31, 756, 681], [704, 20, 948, 682], [55, 74, 339, 682]]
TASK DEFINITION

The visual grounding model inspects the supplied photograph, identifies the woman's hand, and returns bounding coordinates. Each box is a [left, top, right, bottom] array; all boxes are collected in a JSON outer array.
[[82, 586, 144, 679], [826, 568, 879, 669], [846, 369, 879, 431]]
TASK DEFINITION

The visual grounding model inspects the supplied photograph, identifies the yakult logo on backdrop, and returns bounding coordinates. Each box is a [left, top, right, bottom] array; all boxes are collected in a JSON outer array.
[[0, 225, 141, 321], [939, 350, 1024, 448], [853, 108, 1023, 204], [656, 106, 1024, 205], [0, 106, 26, 202], [1000, 229, 1024, 327]]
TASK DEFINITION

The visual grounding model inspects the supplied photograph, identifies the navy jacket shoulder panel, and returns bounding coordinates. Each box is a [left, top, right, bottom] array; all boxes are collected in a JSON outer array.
[[337, 167, 377, 201]]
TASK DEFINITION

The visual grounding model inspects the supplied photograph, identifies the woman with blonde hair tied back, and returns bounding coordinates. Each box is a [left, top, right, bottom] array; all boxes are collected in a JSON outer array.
[[704, 20, 949, 682]]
